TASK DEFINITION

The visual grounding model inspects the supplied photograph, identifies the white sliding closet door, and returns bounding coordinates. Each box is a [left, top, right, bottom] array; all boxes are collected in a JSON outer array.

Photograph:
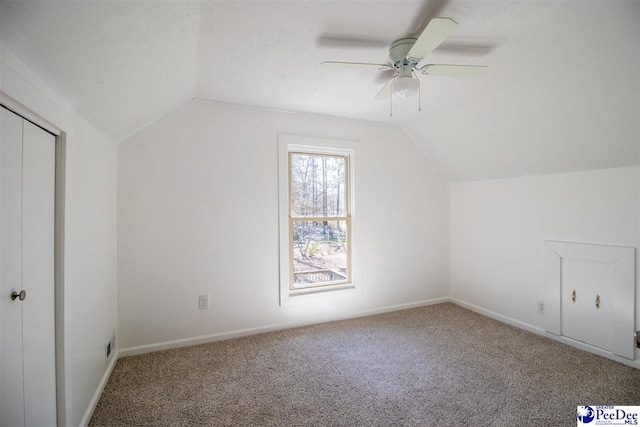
[[0, 106, 56, 426]]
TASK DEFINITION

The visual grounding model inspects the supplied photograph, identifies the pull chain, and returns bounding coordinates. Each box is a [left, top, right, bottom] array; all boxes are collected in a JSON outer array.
[[414, 70, 422, 112], [390, 80, 394, 117]]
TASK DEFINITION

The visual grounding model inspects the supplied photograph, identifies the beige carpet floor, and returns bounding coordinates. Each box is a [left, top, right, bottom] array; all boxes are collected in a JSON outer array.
[[90, 303, 640, 426]]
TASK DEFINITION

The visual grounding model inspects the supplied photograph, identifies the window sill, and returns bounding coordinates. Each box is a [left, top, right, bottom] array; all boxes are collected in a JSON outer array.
[[281, 282, 358, 306], [289, 282, 355, 297]]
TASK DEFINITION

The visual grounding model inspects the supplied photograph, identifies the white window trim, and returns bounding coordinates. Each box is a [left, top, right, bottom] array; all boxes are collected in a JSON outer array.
[[278, 134, 361, 306]]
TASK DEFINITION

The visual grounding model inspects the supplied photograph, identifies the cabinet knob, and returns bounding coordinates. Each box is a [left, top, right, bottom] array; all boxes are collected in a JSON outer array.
[[11, 290, 26, 301]]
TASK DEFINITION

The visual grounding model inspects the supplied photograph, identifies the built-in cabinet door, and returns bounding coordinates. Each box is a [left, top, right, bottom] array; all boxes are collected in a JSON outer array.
[[561, 258, 613, 352], [0, 106, 56, 427], [546, 240, 635, 359]]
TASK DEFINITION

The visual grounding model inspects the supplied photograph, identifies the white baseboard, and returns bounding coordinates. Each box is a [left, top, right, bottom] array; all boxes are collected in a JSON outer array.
[[450, 298, 548, 335], [449, 297, 640, 369], [119, 297, 450, 357], [79, 349, 119, 427]]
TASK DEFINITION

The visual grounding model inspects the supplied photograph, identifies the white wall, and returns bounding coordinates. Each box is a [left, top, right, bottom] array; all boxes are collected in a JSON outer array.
[[64, 117, 117, 426], [1, 47, 118, 426], [117, 100, 450, 350], [450, 167, 640, 359]]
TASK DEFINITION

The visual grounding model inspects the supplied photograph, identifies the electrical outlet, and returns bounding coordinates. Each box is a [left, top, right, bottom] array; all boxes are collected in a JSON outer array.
[[105, 333, 115, 363], [199, 295, 209, 309], [537, 301, 545, 314]]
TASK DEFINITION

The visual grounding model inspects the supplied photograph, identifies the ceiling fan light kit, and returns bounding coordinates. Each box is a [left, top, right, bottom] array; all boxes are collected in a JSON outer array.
[[321, 17, 489, 117], [392, 76, 420, 98]]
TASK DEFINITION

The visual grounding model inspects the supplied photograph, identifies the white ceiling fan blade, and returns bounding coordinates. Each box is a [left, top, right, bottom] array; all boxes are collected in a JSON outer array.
[[421, 64, 488, 78], [374, 78, 395, 100], [321, 61, 394, 71], [406, 17, 459, 61]]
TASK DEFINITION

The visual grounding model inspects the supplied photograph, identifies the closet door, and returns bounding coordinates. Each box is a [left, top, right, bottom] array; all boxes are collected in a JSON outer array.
[[22, 119, 56, 426], [0, 106, 26, 427], [0, 106, 56, 426]]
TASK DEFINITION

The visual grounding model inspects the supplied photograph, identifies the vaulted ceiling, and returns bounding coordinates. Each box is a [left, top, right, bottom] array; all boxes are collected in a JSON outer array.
[[1, 0, 638, 181]]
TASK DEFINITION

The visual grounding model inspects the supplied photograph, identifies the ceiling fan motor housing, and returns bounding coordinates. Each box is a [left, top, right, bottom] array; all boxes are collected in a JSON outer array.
[[389, 38, 419, 77]]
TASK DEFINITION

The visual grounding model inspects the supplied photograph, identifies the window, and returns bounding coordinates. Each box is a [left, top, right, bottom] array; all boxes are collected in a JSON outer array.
[[278, 134, 357, 304], [289, 152, 351, 289]]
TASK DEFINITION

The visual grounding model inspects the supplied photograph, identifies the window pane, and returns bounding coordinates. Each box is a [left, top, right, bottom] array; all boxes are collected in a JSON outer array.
[[290, 153, 346, 217], [292, 220, 348, 286]]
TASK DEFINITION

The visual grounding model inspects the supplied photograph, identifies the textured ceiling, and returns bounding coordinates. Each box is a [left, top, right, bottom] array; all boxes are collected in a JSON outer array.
[[1, 0, 638, 181]]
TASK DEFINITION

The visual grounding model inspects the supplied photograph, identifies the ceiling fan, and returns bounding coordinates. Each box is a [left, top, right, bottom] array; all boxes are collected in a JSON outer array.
[[321, 17, 488, 113]]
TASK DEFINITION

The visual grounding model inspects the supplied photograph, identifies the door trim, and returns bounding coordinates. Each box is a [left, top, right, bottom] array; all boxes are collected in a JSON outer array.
[[0, 93, 67, 427], [54, 131, 66, 427]]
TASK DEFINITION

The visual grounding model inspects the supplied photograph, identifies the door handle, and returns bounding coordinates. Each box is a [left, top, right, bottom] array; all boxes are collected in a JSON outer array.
[[11, 290, 26, 301], [595, 294, 600, 310], [571, 289, 576, 303]]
